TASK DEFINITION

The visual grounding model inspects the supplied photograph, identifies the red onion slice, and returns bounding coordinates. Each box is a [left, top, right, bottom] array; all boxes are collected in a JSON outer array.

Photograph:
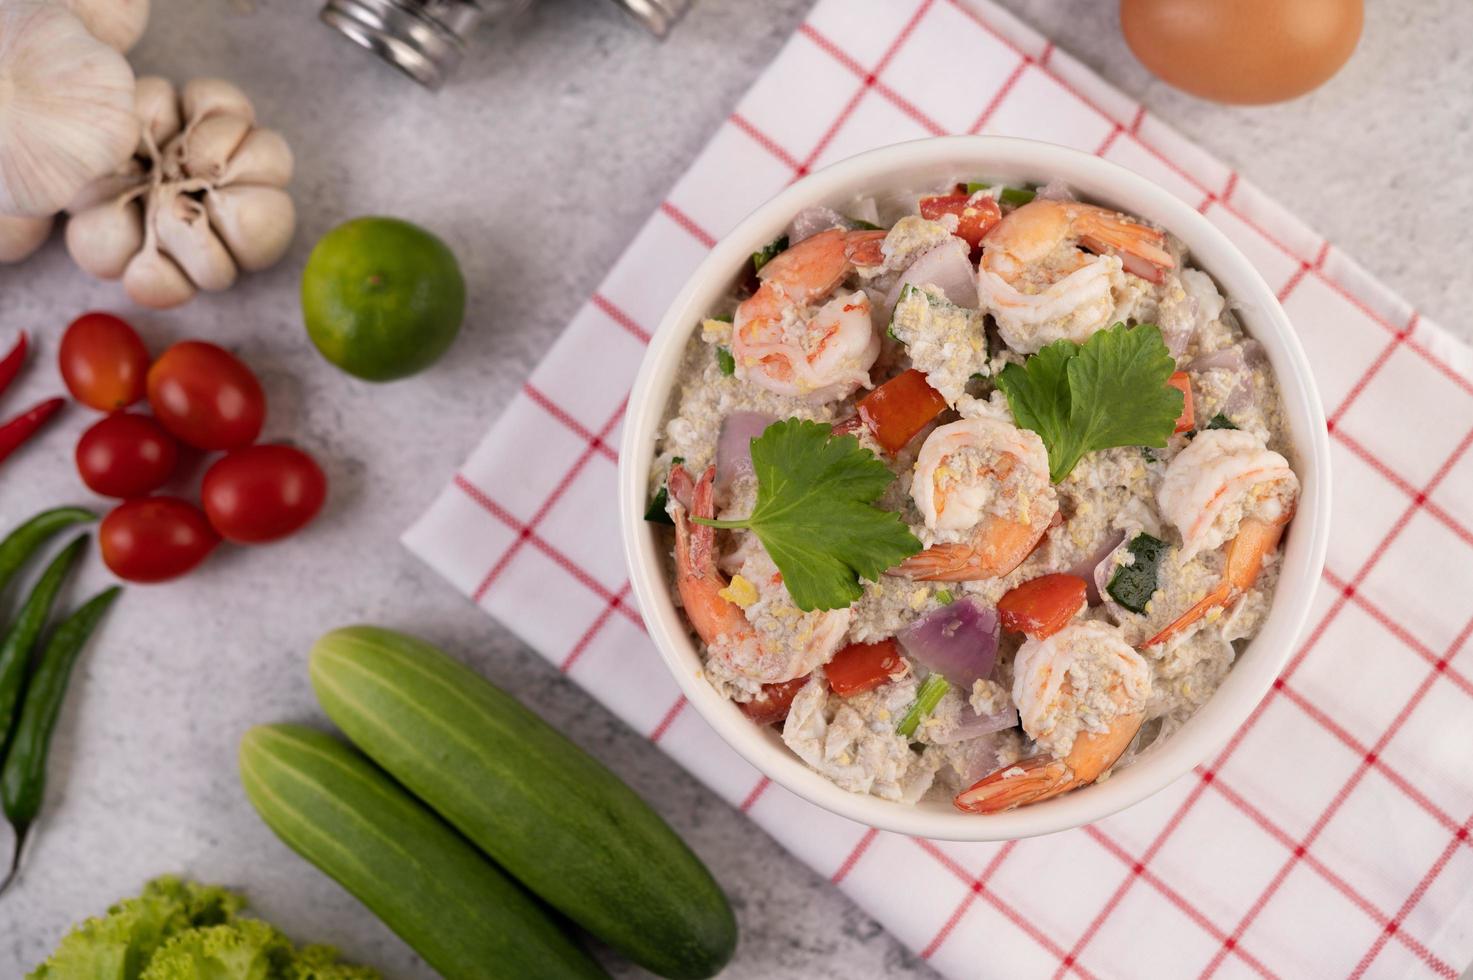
[[787, 206, 849, 244], [882, 238, 978, 314], [715, 412, 776, 496], [1187, 340, 1266, 417], [929, 705, 1019, 745], [1067, 530, 1125, 606], [897, 597, 999, 688], [947, 729, 1020, 785]]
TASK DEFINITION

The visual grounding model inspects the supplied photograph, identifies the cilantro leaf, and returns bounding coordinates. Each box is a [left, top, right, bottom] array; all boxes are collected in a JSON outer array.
[[695, 419, 921, 611], [996, 323, 1182, 482]]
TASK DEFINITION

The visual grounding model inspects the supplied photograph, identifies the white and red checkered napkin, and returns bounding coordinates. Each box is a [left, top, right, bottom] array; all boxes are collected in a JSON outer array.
[[403, 1, 1473, 976]]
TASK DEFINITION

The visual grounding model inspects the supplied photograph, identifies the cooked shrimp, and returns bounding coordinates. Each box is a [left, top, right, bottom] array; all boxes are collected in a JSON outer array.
[[1158, 428, 1299, 563], [955, 621, 1151, 812], [733, 228, 886, 403], [1144, 513, 1290, 647], [977, 198, 1176, 354], [669, 465, 851, 684], [892, 418, 1058, 581]]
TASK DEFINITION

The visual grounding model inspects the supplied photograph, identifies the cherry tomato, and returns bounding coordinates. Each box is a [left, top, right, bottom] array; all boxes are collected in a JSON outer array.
[[146, 341, 265, 450], [1168, 371, 1194, 433], [75, 412, 179, 498], [58, 312, 150, 411], [201, 444, 327, 543], [739, 675, 811, 726], [100, 496, 220, 583], [998, 573, 1089, 639], [919, 192, 1002, 249], [826, 639, 906, 697]]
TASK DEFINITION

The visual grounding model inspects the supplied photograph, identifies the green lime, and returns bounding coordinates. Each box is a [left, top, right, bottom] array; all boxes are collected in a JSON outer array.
[[301, 216, 466, 381]]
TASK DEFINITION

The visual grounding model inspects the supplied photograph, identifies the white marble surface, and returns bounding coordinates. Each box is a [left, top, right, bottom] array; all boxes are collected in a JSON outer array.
[[1, 0, 1469, 975]]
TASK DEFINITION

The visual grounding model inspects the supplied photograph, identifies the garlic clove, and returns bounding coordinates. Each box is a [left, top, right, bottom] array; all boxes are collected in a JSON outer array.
[[65, 198, 144, 279], [181, 78, 255, 127], [205, 185, 294, 273], [135, 76, 180, 152], [177, 113, 254, 184], [57, 0, 150, 53], [155, 189, 237, 292], [65, 157, 147, 213], [220, 128, 294, 188], [0, 3, 140, 217], [123, 244, 196, 308], [0, 212, 53, 263]]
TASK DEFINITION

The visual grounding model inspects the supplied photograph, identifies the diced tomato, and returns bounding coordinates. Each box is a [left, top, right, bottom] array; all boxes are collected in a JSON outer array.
[[854, 369, 948, 454], [998, 574, 1088, 639], [827, 639, 906, 697], [740, 675, 811, 726], [918, 192, 1003, 249], [1168, 371, 1194, 433]]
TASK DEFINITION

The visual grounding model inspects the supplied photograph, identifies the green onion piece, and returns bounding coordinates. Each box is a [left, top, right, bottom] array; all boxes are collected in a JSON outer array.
[[716, 347, 736, 376], [752, 235, 788, 274], [848, 219, 882, 231], [965, 181, 990, 194], [935, 589, 955, 605], [711, 313, 734, 324], [999, 186, 1036, 207], [1205, 413, 1238, 430], [897, 675, 951, 738], [1105, 533, 1168, 614]]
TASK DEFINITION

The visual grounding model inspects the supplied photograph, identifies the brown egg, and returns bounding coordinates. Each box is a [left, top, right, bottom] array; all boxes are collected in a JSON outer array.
[[1121, 0, 1363, 104]]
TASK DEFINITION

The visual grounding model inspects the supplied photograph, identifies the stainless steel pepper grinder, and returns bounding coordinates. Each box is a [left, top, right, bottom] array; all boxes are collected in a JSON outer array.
[[320, 0, 690, 90]]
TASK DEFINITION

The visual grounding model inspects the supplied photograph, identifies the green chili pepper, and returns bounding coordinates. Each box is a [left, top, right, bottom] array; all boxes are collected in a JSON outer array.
[[1105, 533, 1168, 614], [644, 458, 685, 527], [0, 534, 89, 758], [0, 508, 94, 600], [999, 186, 1037, 207], [0, 585, 121, 893]]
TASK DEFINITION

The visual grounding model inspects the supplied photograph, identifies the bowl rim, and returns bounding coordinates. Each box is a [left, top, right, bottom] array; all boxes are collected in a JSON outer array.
[[618, 135, 1331, 842]]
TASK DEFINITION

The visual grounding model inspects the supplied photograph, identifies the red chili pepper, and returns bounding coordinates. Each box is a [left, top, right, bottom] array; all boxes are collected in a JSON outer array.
[[0, 332, 27, 399], [0, 397, 64, 467]]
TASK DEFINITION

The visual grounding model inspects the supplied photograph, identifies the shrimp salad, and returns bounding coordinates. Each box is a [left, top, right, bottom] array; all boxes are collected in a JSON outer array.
[[648, 181, 1300, 813]]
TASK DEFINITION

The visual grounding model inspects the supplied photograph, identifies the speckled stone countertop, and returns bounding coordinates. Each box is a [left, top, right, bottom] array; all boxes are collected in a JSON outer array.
[[1, 0, 1469, 975]]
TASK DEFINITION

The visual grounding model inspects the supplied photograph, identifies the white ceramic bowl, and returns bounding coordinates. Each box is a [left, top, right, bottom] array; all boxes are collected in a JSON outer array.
[[619, 136, 1330, 841]]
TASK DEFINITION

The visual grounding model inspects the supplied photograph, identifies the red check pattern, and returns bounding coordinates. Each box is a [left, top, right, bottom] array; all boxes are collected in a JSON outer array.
[[403, 2, 1473, 976]]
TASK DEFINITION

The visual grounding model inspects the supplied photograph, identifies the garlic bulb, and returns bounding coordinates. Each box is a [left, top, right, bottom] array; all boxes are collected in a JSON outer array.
[[64, 76, 295, 309], [0, 213, 52, 262], [54, 0, 150, 52], [0, 3, 138, 218]]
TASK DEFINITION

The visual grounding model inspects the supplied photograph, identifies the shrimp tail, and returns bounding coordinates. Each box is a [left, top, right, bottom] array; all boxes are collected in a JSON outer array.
[[1144, 515, 1288, 647], [891, 513, 1053, 582], [844, 229, 888, 268], [954, 710, 1143, 813], [1075, 207, 1175, 284], [954, 755, 1078, 813], [671, 466, 749, 648]]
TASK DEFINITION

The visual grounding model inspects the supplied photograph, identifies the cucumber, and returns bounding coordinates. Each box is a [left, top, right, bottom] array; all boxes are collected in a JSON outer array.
[[310, 626, 737, 980], [238, 724, 607, 980]]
